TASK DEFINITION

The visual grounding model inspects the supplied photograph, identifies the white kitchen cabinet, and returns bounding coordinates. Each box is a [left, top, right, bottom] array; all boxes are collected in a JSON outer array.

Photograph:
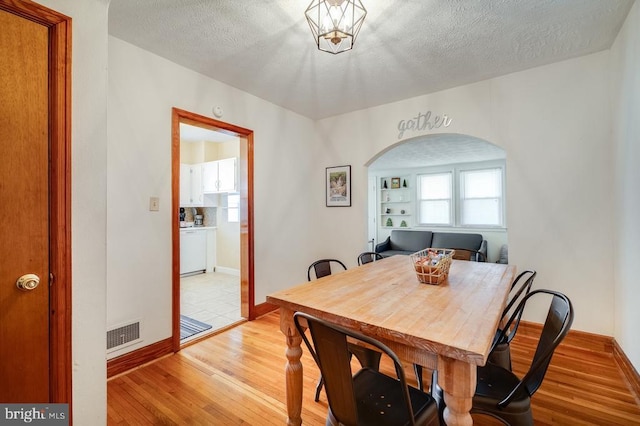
[[192, 165, 203, 205], [202, 158, 236, 193], [217, 158, 236, 192], [180, 163, 203, 207], [180, 228, 207, 275], [180, 163, 190, 206], [201, 161, 218, 193]]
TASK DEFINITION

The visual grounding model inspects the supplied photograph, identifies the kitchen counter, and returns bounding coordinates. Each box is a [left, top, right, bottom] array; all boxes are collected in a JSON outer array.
[[179, 226, 217, 231]]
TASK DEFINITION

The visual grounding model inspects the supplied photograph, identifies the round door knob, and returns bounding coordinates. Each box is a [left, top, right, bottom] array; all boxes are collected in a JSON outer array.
[[16, 274, 40, 291]]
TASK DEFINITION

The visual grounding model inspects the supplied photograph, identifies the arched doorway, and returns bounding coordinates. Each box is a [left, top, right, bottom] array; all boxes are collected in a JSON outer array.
[[366, 133, 507, 261]]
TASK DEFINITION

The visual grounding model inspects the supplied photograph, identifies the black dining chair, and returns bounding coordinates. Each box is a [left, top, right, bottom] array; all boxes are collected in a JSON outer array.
[[307, 258, 381, 401], [294, 312, 440, 426], [307, 258, 347, 281], [488, 270, 537, 370], [432, 289, 574, 426], [450, 248, 486, 262], [357, 251, 384, 265]]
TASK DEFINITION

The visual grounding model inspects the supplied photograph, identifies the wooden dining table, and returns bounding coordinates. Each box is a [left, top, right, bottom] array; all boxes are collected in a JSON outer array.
[[267, 255, 516, 426]]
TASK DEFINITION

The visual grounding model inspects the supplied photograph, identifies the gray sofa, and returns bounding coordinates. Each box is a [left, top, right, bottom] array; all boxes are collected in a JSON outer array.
[[375, 229, 487, 260]]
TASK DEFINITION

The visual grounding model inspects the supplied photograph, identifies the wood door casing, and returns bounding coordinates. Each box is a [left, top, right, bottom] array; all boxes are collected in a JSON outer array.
[[171, 108, 255, 351]]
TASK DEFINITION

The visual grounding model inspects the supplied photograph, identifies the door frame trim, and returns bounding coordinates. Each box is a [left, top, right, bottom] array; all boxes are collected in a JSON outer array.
[[171, 108, 255, 351], [0, 0, 73, 405]]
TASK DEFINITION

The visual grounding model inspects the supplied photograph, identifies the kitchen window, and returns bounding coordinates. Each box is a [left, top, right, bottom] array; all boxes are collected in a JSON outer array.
[[227, 193, 240, 223]]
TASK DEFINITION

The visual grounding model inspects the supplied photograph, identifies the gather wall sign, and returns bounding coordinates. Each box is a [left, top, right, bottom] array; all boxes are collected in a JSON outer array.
[[397, 111, 452, 139]]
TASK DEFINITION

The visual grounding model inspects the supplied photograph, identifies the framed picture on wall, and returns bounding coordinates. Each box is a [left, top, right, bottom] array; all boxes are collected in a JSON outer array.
[[326, 165, 351, 207], [391, 177, 401, 189]]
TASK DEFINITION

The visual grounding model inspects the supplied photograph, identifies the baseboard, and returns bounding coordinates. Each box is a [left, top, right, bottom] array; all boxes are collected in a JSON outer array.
[[518, 320, 614, 353], [254, 301, 278, 318], [106, 304, 276, 377], [107, 337, 173, 378], [613, 339, 640, 403], [215, 266, 240, 276], [519, 321, 640, 401]]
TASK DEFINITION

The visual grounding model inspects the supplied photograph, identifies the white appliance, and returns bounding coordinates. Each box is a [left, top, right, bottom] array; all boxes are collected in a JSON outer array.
[[180, 228, 207, 275]]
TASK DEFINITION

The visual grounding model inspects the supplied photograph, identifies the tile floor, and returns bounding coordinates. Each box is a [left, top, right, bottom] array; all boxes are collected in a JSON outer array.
[[180, 271, 243, 342]]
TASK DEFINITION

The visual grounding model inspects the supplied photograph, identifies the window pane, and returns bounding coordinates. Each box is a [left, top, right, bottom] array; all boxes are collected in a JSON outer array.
[[228, 194, 240, 208], [228, 208, 239, 222], [462, 169, 502, 198], [419, 200, 451, 224], [460, 168, 503, 226], [418, 173, 452, 225], [462, 199, 501, 225], [227, 194, 240, 223], [419, 173, 451, 199]]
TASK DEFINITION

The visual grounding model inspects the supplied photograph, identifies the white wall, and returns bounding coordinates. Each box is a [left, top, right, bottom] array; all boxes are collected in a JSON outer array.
[[35, 0, 109, 424], [106, 36, 319, 356], [611, 0, 640, 371], [317, 51, 615, 336]]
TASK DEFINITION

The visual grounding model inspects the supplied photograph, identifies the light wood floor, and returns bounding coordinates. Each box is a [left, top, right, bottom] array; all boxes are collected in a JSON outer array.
[[107, 312, 640, 425]]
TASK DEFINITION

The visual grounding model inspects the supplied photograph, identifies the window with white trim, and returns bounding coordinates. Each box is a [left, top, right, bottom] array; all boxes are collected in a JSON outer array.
[[227, 193, 240, 223], [416, 163, 505, 228], [460, 168, 503, 227], [418, 172, 452, 225]]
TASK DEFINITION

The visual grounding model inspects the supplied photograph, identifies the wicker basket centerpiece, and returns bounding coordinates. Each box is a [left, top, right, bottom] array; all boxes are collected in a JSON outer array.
[[409, 248, 455, 285]]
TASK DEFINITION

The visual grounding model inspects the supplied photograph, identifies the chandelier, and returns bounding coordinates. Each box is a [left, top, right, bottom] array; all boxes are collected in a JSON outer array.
[[305, 0, 367, 54]]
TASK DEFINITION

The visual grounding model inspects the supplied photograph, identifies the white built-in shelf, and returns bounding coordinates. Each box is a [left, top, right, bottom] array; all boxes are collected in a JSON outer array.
[[379, 176, 412, 230]]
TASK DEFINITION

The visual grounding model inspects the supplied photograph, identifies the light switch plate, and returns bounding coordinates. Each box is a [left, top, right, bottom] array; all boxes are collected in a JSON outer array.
[[149, 196, 159, 211]]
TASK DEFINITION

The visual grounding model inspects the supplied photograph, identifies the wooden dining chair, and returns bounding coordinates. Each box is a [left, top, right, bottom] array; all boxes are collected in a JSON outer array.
[[450, 248, 486, 262], [357, 251, 384, 265], [431, 289, 574, 426], [488, 270, 537, 370], [294, 312, 440, 426]]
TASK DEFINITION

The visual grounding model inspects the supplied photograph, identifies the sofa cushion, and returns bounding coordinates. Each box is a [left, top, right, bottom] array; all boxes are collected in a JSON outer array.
[[430, 232, 483, 251], [390, 230, 433, 253], [380, 249, 416, 257]]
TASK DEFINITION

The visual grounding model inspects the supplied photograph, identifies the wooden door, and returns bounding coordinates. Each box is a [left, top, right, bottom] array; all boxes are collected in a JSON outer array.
[[0, 8, 50, 402]]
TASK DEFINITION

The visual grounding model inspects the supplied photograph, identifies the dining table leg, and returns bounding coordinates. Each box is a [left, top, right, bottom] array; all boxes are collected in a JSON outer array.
[[437, 355, 476, 426], [279, 308, 303, 426]]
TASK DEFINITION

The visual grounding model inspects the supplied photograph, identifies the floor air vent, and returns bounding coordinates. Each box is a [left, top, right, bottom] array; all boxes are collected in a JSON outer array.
[[107, 321, 142, 352]]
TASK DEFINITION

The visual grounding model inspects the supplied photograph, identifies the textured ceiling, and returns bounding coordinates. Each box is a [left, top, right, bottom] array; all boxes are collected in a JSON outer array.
[[368, 134, 506, 171], [108, 0, 633, 121], [110, 1, 633, 169]]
